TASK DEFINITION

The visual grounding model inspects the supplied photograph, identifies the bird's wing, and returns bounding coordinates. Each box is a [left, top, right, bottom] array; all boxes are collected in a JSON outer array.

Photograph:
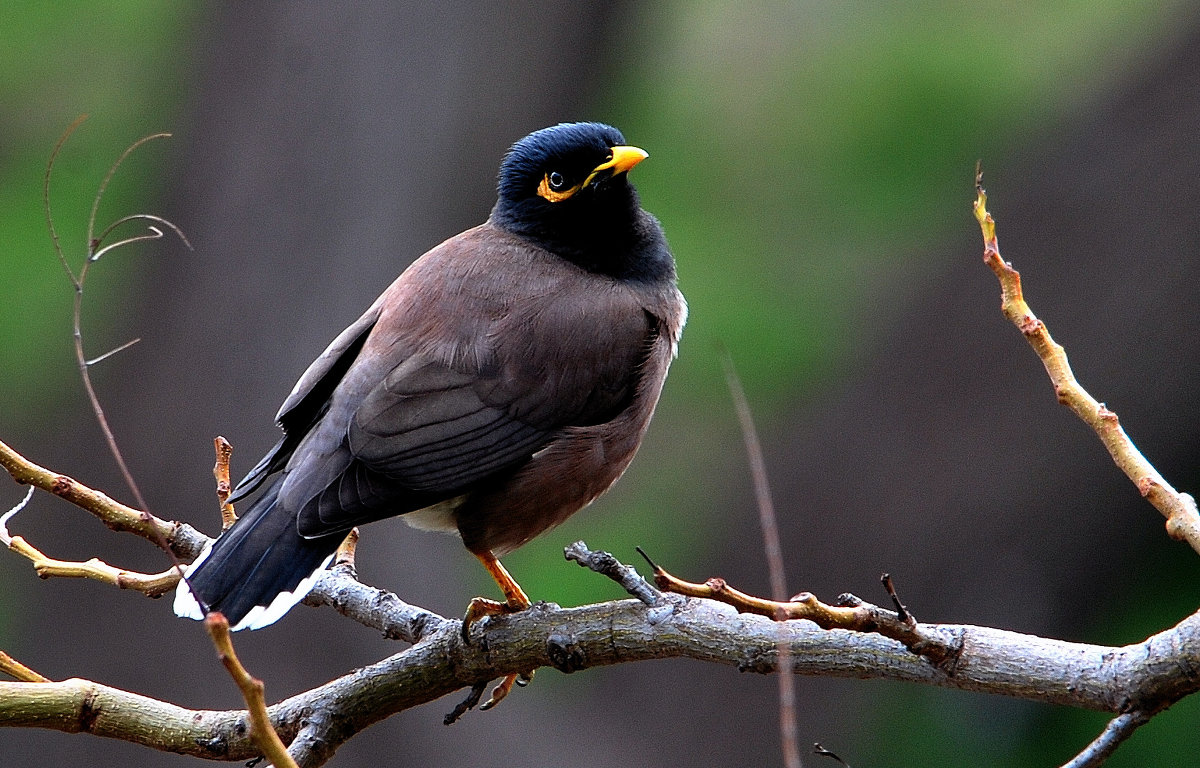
[[345, 353, 555, 493], [347, 281, 652, 487], [291, 267, 654, 535], [227, 303, 381, 504]]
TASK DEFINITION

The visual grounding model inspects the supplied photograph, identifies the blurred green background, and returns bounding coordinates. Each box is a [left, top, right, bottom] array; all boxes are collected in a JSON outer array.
[[4, 2, 1200, 766]]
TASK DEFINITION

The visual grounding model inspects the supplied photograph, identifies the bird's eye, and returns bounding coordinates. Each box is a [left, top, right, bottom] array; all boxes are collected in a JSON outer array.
[[548, 171, 566, 191]]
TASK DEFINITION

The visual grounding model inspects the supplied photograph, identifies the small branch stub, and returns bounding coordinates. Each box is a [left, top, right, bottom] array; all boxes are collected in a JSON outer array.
[[0, 652, 50, 684], [213, 436, 236, 529]]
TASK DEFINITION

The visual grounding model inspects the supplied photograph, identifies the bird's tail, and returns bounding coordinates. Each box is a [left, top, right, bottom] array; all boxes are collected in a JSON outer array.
[[172, 477, 341, 630]]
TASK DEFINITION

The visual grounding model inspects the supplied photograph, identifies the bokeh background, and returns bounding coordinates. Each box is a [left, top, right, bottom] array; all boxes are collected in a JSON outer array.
[[4, 2, 1200, 765]]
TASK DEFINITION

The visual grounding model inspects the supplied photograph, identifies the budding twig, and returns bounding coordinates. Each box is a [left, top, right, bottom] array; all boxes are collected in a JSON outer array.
[[640, 552, 961, 669], [0, 652, 50, 684], [973, 169, 1200, 556], [205, 613, 300, 768], [213, 436, 237, 529]]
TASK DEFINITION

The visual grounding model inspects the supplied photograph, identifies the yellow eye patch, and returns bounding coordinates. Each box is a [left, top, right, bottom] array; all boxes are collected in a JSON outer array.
[[537, 173, 583, 203]]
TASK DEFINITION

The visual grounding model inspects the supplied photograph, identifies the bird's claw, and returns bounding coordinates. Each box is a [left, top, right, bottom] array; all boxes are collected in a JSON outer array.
[[461, 596, 510, 644], [461, 593, 529, 644], [460, 593, 537, 711], [479, 669, 536, 710]]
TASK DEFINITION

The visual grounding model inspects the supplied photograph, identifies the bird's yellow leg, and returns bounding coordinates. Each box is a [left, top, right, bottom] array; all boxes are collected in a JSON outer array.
[[479, 551, 531, 609], [461, 550, 536, 709], [461, 551, 531, 641]]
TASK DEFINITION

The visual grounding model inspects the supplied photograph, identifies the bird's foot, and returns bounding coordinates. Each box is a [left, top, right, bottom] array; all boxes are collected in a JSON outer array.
[[457, 550, 535, 710], [460, 595, 536, 711]]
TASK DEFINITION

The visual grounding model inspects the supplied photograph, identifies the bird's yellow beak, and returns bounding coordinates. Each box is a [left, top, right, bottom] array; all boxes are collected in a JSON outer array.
[[585, 145, 648, 185], [599, 145, 649, 175]]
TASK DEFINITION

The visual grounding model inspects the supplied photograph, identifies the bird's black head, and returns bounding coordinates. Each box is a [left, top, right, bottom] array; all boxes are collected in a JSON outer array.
[[490, 122, 665, 278]]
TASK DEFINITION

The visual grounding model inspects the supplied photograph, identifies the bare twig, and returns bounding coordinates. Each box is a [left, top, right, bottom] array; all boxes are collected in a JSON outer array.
[[39, 124, 201, 617], [642, 555, 961, 669], [85, 337, 142, 366], [973, 169, 1200, 554], [204, 613, 300, 768], [565, 541, 664, 607], [70, 134, 186, 515], [5, 533, 180, 596], [92, 213, 191, 259], [43, 122, 191, 563], [0, 439, 206, 558], [1, 448, 183, 596], [43, 114, 89, 287], [1060, 710, 1152, 768], [0, 652, 50, 684], [721, 351, 800, 768], [720, 353, 789, 604], [85, 133, 174, 251]]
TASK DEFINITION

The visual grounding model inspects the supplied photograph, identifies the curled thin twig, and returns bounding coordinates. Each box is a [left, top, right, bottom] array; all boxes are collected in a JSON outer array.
[[1, 487, 35, 546], [40, 121, 196, 605], [43, 113, 88, 287], [90, 225, 164, 263], [92, 213, 193, 258], [85, 132, 173, 250]]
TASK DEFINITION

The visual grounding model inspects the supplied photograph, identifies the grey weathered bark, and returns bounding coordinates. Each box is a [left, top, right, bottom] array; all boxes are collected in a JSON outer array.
[[5, 538, 1198, 767]]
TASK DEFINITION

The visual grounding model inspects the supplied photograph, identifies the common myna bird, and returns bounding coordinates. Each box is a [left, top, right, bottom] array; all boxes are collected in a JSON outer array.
[[174, 123, 686, 650]]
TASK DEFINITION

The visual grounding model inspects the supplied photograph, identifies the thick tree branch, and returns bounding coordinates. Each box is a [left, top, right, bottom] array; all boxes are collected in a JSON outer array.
[[6, 548, 1200, 765]]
